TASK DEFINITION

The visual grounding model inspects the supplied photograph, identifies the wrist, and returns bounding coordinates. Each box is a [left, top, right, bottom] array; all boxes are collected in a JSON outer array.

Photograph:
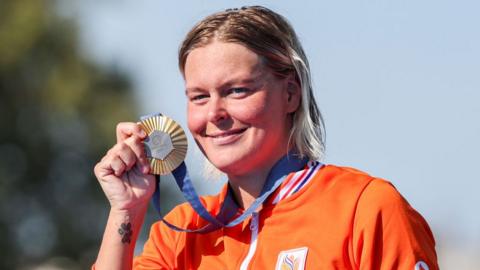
[[110, 200, 149, 215], [106, 205, 147, 246], [109, 204, 148, 221]]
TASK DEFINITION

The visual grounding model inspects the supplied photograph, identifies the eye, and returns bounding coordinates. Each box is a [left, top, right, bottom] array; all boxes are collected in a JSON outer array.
[[228, 87, 250, 96], [189, 93, 210, 103]]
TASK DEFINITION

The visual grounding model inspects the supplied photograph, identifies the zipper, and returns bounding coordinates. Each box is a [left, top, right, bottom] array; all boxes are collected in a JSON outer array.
[[239, 212, 259, 270]]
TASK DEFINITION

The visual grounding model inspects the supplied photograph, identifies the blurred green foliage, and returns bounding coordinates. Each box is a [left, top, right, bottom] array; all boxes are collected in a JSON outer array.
[[0, 0, 138, 268]]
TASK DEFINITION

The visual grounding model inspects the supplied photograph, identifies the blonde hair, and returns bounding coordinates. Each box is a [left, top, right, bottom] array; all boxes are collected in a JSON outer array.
[[179, 6, 325, 161]]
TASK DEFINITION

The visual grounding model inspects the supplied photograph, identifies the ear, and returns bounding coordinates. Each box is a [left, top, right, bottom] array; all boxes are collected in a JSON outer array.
[[284, 75, 301, 113]]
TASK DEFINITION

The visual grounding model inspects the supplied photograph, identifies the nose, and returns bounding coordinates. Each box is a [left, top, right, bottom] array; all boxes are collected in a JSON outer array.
[[207, 96, 228, 124]]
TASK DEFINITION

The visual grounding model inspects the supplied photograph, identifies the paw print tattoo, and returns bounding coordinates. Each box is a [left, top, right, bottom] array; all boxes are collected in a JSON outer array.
[[118, 222, 133, 244]]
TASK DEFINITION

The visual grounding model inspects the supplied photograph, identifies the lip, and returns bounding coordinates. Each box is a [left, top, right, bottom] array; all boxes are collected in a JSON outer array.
[[206, 128, 247, 145]]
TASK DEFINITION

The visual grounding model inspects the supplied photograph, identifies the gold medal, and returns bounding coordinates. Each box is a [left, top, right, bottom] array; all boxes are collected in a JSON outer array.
[[139, 114, 188, 175]]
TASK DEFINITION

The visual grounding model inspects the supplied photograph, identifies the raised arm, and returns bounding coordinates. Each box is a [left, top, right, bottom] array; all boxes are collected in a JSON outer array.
[[93, 122, 156, 270]]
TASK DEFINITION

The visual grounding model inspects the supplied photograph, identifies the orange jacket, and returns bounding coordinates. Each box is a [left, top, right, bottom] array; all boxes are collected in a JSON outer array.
[[131, 164, 438, 269]]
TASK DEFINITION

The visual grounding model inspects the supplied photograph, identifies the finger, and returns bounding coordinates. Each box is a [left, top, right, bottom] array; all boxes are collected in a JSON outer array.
[[116, 122, 147, 143], [94, 154, 119, 179], [94, 159, 111, 179], [115, 142, 138, 171], [123, 136, 150, 173], [123, 136, 145, 160], [110, 155, 127, 177], [113, 141, 150, 174]]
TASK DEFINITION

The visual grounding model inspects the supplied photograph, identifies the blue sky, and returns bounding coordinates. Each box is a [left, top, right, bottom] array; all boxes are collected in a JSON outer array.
[[68, 0, 480, 267]]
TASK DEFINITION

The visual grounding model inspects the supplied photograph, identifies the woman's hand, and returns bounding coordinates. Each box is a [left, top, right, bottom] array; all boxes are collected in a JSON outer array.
[[94, 122, 156, 212]]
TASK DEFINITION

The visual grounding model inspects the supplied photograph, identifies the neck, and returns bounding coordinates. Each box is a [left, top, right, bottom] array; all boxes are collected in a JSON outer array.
[[228, 169, 271, 210], [227, 148, 293, 209]]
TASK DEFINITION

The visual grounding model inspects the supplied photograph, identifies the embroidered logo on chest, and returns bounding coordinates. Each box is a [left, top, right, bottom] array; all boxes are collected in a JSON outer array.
[[414, 261, 429, 270], [275, 247, 308, 270]]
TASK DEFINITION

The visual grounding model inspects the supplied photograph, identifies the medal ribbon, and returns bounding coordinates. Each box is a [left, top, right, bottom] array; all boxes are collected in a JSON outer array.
[[152, 153, 309, 233]]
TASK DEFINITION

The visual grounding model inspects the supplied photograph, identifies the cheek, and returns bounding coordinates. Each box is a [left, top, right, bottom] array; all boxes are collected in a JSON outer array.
[[232, 93, 284, 126], [187, 104, 207, 135], [231, 105, 266, 124], [229, 95, 271, 125]]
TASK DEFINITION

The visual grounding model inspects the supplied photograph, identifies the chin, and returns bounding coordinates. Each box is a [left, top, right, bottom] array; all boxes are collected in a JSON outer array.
[[207, 154, 242, 174], [205, 148, 255, 176]]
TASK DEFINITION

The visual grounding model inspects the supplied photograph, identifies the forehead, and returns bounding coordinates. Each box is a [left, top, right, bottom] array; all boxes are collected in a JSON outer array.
[[184, 42, 266, 88]]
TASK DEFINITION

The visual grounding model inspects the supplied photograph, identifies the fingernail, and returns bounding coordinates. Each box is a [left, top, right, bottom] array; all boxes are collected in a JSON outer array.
[[140, 130, 147, 137]]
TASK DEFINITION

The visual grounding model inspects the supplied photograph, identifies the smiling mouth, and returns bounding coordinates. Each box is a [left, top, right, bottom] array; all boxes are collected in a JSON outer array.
[[207, 128, 248, 138], [206, 128, 248, 145]]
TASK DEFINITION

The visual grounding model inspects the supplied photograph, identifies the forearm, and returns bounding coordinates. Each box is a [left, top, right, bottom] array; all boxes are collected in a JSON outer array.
[[95, 205, 148, 270]]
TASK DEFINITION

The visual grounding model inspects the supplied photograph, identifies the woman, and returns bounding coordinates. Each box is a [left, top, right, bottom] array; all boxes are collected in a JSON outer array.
[[93, 6, 438, 269]]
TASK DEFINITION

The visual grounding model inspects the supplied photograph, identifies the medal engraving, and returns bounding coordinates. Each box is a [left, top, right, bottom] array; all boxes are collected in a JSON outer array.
[[144, 130, 174, 160], [139, 114, 188, 175]]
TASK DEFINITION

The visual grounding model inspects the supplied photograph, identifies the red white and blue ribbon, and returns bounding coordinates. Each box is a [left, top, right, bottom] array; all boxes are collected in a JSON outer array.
[[152, 153, 316, 233]]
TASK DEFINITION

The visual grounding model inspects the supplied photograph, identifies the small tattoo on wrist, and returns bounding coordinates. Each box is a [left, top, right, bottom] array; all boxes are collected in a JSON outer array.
[[118, 222, 132, 244]]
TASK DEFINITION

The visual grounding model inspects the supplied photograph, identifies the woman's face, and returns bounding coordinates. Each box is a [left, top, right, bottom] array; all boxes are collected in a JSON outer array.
[[184, 41, 300, 176]]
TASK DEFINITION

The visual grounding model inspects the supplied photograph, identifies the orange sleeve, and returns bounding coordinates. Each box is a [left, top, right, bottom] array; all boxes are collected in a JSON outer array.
[[133, 208, 184, 270], [352, 179, 439, 270]]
